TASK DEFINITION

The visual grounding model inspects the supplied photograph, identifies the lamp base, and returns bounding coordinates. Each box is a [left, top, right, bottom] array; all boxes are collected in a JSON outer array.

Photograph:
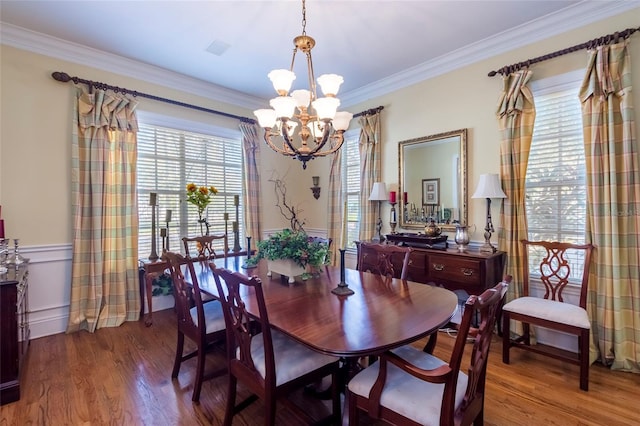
[[478, 242, 497, 254]]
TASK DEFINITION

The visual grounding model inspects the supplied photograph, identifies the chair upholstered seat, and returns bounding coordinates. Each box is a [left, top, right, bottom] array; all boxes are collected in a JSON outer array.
[[348, 345, 469, 425], [189, 300, 226, 334], [249, 329, 340, 387], [503, 296, 591, 329]]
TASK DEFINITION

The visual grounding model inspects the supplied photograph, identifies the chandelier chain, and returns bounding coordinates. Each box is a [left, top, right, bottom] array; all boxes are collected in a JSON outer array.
[[301, 0, 307, 35]]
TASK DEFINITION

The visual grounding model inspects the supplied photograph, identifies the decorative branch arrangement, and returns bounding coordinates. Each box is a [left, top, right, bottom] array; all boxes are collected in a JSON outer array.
[[268, 171, 306, 233]]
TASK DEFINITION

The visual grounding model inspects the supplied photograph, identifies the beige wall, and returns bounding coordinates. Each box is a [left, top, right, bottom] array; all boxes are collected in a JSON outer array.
[[1, 9, 639, 247], [347, 9, 640, 240]]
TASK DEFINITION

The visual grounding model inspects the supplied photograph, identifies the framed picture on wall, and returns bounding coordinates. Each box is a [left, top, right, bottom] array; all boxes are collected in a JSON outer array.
[[422, 178, 440, 206]]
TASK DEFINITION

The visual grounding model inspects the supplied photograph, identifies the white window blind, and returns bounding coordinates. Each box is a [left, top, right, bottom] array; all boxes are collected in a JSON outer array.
[[527, 72, 586, 277], [343, 131, 360, 250], [137, 122, 243, 259]]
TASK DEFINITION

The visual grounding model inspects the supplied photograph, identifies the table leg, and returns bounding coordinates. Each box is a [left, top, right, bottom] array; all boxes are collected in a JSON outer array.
[[143, 272, 157, 327], [138, 267, 145, 320]]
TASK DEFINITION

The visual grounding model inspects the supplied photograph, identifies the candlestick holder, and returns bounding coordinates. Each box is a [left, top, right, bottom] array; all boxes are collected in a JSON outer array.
[[389, 202, 398, 234], [148, 194, 159, 261], [331, 249, 354, 296], [242, 236, 256, 269], [233, 198, 242, 252]]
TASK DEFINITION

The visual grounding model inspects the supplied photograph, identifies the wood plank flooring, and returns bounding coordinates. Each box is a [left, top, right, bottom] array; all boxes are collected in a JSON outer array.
[[1, 308, 638, 425]]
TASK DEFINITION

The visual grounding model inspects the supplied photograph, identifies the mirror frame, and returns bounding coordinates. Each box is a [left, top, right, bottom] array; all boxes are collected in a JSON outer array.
[[398, 128, 468, 232]]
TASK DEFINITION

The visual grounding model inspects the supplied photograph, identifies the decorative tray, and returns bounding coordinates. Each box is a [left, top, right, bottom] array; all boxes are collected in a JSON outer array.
[[385, 233, 448, 249]]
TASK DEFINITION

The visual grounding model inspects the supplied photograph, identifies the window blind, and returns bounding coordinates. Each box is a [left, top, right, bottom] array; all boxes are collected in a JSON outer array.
[[343, 132, 360, 249], [527, 75, 586, 277], [137, 123, 243, 259]]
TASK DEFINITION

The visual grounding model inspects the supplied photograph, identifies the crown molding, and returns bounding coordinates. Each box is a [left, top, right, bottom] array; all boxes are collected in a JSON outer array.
[[341, 1, 639, 107], [0, 23, 265, 111], [2, 1, 637, 110]]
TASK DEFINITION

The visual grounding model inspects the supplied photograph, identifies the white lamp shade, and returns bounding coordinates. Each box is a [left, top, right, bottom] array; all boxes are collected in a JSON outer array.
[[270, 96, 297, 119], [284, 120, 298, 137], [312, 97, 340, 120], [369, 182, 388, 201], [268, 69, 296, 95], [309, 120, 325, 139], [472, 174, 507, 199], [253, 109, 277, 128], [290, 89, 312, 110], [332, 111, 353, 131], [317, 74, 344, 97]]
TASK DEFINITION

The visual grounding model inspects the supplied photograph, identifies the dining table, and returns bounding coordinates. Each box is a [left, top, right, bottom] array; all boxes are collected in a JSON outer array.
[[187, 256, 459, 359]]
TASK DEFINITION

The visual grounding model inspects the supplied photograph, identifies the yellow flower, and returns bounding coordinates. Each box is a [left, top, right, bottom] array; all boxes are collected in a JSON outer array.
[[185, 182, 217, 217]]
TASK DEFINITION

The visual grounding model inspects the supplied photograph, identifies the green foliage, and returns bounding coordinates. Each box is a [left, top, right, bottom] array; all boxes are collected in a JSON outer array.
[[151, 272, 173, 296], [247, 229, 330, 270]]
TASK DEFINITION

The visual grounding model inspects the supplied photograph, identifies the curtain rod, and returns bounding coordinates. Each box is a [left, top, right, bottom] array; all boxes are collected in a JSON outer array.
[[488, 26, 640, 77], [51, 71, 256, 123], [52, 71, 382, 124]]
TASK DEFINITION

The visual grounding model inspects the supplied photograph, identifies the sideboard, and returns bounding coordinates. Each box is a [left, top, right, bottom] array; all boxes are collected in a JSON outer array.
[[1, 264, 30, 405], [356, 239, 506, 296]]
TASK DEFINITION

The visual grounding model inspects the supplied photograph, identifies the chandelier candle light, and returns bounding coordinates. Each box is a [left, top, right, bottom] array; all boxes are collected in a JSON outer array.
[[253, 0, 353, 169], [472, 173, 507, 253]]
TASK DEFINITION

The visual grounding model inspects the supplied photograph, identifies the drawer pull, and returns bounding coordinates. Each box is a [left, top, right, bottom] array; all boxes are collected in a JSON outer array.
[[433, 264, 445, 271], [461, 268, 474, 276]]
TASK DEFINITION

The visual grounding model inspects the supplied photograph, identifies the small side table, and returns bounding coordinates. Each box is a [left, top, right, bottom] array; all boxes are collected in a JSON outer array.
[[138, 259, 169, 326]]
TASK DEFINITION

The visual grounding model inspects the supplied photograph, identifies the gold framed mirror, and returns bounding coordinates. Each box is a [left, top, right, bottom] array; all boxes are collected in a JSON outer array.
[[398, 129, 467, 232]]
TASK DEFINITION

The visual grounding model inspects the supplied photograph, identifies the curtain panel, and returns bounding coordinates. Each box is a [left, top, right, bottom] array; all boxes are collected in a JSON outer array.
[[580, 41, 640, 372], [496, 70, 536, 303], [358, 111, 382, 241], [239, 122, 262, 244], [67, 87, 140, 333]]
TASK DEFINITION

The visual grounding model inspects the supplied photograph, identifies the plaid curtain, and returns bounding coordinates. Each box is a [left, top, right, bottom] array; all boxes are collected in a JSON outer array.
[[67, 87, 140, 333], [496, 70, 536, 303], [579, 41, 640, 371], [327, 149, 344, 265], [240, 122, 262, 244], [358, 110, 382, 241]]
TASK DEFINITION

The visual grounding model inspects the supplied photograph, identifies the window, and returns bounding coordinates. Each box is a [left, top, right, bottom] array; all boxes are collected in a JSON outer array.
[[527, 71, 586, 277], [342, 131, 360, 249], [137, 114, 243, 259]]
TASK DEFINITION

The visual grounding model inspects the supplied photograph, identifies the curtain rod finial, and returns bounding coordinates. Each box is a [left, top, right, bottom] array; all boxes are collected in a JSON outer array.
[[51, 71, 71, 82]]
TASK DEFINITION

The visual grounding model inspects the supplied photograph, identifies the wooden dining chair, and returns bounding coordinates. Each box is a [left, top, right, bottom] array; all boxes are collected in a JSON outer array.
[[182, 234, 228, 260], [347, 276, 511, 426], [162, 251, 227, 402], [356, 241, 412, 280], [502, 240, 594, 391], [209, 264, 342, 426]]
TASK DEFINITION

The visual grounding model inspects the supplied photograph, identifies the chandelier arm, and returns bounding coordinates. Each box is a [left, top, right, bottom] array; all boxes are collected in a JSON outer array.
[[311, 132, 346, 157], [306, 124, 331, 155], [264, 128, 295, 156]]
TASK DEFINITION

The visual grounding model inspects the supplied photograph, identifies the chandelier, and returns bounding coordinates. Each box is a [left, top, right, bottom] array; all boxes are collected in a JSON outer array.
[[253, 0, 353, 170]]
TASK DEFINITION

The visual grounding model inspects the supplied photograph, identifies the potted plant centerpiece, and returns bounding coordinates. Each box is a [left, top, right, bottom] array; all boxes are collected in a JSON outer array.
[[248, 229, 330, 283]]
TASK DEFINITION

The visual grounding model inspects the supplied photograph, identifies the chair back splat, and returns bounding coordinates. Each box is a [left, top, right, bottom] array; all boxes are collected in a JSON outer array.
[[209, 264, 341, 425], [182, 234, 228, 260], [357, 241, 412, 280], [502, 239, 594, 391], [348, 276, 511, 426]]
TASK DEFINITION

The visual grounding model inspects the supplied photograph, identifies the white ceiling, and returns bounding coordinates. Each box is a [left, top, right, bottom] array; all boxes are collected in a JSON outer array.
[[1, 1, 637, 109]]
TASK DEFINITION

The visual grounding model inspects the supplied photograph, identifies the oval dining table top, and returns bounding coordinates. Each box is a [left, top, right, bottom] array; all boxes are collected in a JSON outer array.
[[187, 257, 458, 358]]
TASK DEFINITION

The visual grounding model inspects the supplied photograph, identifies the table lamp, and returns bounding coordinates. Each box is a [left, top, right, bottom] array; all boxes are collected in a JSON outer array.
[[472, 174, 506, 253], [369, 182, 388, 242]]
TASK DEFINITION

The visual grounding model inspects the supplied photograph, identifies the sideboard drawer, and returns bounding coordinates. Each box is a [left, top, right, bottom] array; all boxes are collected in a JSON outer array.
[[428, 255, 481, 286]]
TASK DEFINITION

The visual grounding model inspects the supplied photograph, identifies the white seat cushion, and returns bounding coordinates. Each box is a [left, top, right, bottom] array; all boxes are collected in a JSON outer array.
[[348, 345, 468, 426], [503, 296, 590, 329], [247, 330, 339, 386], [189, 300, 226, 334]]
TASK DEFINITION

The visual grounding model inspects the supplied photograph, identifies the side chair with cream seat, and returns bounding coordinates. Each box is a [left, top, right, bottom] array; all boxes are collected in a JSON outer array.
[[502, 239, 594, 391], [162, 250, 227, 402], [347, 276, 511, 425], [209, 265, 342, 426]]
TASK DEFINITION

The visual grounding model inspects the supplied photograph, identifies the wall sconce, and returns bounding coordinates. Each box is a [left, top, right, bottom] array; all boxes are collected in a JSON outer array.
[[311, 176, 321, 200]]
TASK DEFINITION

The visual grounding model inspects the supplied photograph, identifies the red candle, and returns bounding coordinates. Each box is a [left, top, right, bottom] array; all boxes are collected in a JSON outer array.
[[389, 191, 396, 203], [403, 192, 408, 204], [0, 219, 4, 239]]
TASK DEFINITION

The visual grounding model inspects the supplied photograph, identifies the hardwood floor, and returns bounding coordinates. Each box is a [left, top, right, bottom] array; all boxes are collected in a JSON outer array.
[[1, 308, 637, 425]]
